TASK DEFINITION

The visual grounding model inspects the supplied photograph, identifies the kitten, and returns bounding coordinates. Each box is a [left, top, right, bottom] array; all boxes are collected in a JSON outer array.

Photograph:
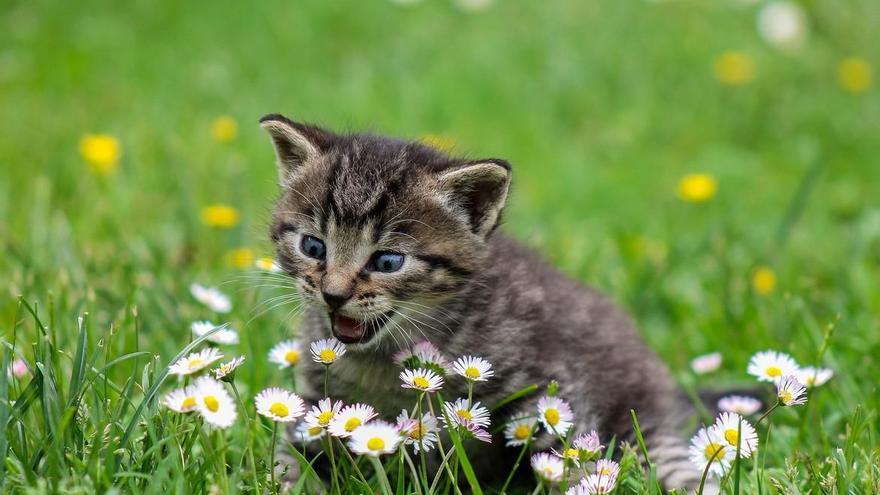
[[261, 114, 706, 491]]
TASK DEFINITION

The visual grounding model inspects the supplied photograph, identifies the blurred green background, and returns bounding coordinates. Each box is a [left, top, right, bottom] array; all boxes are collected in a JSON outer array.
[[1, 0, 878, 386]]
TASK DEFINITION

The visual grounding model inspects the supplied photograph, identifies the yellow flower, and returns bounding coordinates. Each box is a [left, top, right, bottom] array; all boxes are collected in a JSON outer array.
[[211, 116, 238, 143], [419, 134, 456, 152], [837, 57, 872, 94], [226, 248, 254, 269], [80, 134, 121, 176], [713, 51, 755, 86], [200, 204, 240, 229], [677, 173, 717, 203], [752, 266, 777, 295]]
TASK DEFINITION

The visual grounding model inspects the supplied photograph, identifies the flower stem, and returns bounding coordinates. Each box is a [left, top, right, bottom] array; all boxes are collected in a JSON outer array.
[[323, 364, 330, 398], [325, 434, 340, 494], [269, 422, 279, 495], [500, 422, 539, 494], [369, 456, 393, 495], [756, 401, 780, 426], [697, 442, 724, 495], [229, 383, 260, 492]]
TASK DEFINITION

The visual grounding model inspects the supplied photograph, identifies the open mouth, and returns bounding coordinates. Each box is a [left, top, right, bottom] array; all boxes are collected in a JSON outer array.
[[329, 312, 392, 345]]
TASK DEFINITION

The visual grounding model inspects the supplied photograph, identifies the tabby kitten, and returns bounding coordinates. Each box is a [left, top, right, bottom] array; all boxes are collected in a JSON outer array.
[[261, 114, 705, 490]]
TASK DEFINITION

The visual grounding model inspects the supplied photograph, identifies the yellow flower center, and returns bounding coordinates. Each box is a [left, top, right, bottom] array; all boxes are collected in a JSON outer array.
[[269, 402, 289, 418], [724, 429, 739, 446], [344, 418, 362, 432], [465, 367, 481, 379], [564, 448, 580, 459], [713, 51, 755, 86], [284, 350, 300, 365], [367, 437, 385, 451], [204, 395, 220, 413], [456, 409, 472, 421], [181, 397, 197, 410], [766, 366, 782, 377], [308, 426, 323, 436], [79, 134, 121, 175], [542, 467, 554, 478], [598, 466, 612, 476], [514, 425, 531, 440], [319, 349, 336, 363], [779, 390, 792, 404], [318, 411, 334, 426], [804, 375, 816, 386], [413, 376, 430, 389], [409, 423, 427, 440], [752, 267, 777, 295], [187, 358, 204, 370], [544, 408, 560, 426], [257, 257, 275, 270], [704, 442, 725, 462]]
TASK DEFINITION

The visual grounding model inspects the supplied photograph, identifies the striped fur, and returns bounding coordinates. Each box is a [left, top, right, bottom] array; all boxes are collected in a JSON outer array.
[[261, 115, 707, 491]]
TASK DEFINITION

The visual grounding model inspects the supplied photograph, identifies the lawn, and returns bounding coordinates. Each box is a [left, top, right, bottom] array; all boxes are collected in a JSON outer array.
[[1, 0, 878, 493]]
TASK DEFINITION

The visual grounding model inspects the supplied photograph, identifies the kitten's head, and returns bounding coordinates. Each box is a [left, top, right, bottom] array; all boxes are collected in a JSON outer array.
[[261, 114, 511, 348]]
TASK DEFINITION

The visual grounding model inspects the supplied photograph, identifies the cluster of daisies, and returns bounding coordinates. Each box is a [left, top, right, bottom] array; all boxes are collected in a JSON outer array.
[[687, 350, 833, 480]]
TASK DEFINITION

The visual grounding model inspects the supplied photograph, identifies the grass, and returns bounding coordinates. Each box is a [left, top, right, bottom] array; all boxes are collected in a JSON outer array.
[[1, 0, 879, 493]]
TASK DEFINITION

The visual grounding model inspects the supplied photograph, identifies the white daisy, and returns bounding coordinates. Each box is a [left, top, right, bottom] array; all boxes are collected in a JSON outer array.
[[399, 368, 444, 392], [294, 420, 327, 444], [348, 421, 403, 456], [713, 412, 758, 458], [688, 426, 734, 478], [304, 397, 344, 430], [193, 376, 237, 428], [576, 472, 617, 494], [255, 387, 306, 422], [757, 1, 807, 51], [255, 256, 282, 273], [717, 395, 763, 416], [310, 338, 347, 365], [213, 356, 245, 381], [595, 459, 621, 481], [395, 410, 439, 453], [442, 398, 491, 428], [191, 320, 239, 345], [690, 352, 722, 374], [462, 420, 492, 443], [163, 386, 198, 413], [452, 356, 494, 382], [328, 403, 377, 438], [503, 414, 538, 447], [795, 366, 833, 388], [393, 340, 450, 374], [190, 283, 232, 313], [530, 452, 564, 483], [537, 396, 574, 435], [572, 430, 603, 456], [776, 375, 807, 406], [747, 350, 799, 382], [168, 348, 223, 376], [268, 339, 302, 369]]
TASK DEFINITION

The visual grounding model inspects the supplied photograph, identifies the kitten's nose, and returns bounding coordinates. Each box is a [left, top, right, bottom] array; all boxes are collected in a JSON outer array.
[[321, 289, 352, 311]]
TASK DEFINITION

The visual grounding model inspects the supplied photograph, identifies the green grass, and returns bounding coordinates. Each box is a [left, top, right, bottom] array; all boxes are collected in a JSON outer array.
[[1, 0, 879, 493]]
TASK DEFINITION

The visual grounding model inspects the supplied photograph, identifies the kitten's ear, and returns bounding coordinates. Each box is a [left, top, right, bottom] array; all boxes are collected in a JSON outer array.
[[437, 159, 512, 237], [259, 114, 332, 183]]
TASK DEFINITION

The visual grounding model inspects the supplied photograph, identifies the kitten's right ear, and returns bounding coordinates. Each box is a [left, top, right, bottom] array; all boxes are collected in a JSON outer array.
[[259, 114, 332, 183]]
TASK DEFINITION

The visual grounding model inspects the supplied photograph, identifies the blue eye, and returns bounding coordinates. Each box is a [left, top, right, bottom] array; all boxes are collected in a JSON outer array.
[[300, 235, 326, 260], [371, 251, 405, 273]]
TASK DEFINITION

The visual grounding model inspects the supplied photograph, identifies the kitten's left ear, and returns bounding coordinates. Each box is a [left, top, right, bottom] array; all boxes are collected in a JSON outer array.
[[259, 114, 333, 184], [437, 159, 512, 237]]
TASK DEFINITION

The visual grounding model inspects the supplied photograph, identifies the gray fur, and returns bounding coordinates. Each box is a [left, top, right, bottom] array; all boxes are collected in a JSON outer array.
[[261, 114, 707, 491]]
